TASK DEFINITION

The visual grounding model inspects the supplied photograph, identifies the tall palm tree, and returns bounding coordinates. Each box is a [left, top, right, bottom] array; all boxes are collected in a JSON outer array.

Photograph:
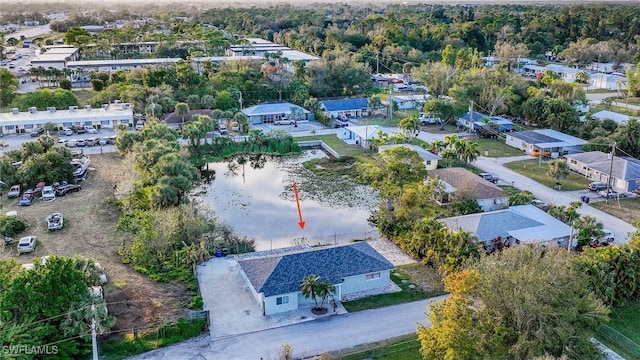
[[428, 139, 447, 155], [398, 116, 420, 140], [547, 160, 569, 189], [174, 102, 190, 130], [301, 274, 320, 308], [458, 141, 480, 164]]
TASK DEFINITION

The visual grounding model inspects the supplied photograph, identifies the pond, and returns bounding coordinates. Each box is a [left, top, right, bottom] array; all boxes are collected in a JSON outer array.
[[197, 150, 379, 251]]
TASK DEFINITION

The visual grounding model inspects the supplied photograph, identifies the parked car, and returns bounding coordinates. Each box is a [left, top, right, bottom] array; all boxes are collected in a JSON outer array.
[[57, 139, 67, 146], [46, 213, 64, 230], [7, 185, 21, 198], [84, 125, 98, 134], [479, 173, 499, 183], [55, 183, 81, 196], [73, 125, 86, 134], [75, 139, 86, 147], [531, 149, 551, 157], [19, 193, 34, 206], [135, 121, 145, 131], [41, 186, 56, 202], [418, 113, 442, 125], [99, 137, 109, 146], [30, 127, 44, 137], [531, 199, 549, 212], [274, 118, 295, 125], [599, 190, 625, 199], [588, 182, 608, 191], [65, 140, 77, 148], [107, 136, 117, 145], [595, 229, 615, 244], [17, 236, 37, 253], [59, 128, 74, 136]]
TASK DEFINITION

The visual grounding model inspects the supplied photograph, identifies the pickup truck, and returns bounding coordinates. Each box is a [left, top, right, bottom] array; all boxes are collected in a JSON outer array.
[[479, 173, 499, 183]]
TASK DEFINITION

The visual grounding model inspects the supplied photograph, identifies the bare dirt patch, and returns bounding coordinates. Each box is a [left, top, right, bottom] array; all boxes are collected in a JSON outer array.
[[397, 263, 444, 293], [0, 153, 190, 335]]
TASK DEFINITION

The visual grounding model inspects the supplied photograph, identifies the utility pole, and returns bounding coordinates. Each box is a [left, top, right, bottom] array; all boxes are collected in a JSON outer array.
[[605, 142, 616, 204], [468, 101, 473, 136], [376, 53, 379, 74], [91, 304, 98, 360]]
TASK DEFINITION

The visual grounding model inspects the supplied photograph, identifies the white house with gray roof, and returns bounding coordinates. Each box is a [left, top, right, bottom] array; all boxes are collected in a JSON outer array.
[[235, 242, 395, 316], [564, 151, 640, 192], [589, 110, 633, 126], [439, 205, 572, 250], [241, 101, 311, 125], [505, 129, 587, 158]]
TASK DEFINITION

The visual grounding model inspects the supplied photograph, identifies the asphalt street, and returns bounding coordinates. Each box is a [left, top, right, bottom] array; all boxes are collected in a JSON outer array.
[[127, 295, 447, 360], [475, 156, 637, 243]]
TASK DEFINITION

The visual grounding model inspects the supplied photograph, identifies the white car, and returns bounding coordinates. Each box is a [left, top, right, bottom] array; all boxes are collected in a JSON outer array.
[[46, 213, 64, 230], [84, 125, 98, 134], [598, 229, 615, 244], [41, 186, 56, 202], [17, 236, 37, 253]]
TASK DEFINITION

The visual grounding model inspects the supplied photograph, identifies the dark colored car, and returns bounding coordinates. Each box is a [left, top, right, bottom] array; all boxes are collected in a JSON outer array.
[[588, 182, 608, 191], [19, 193, 34, 206], [30, 127, 45, 137], [55, 184, 81, 196]]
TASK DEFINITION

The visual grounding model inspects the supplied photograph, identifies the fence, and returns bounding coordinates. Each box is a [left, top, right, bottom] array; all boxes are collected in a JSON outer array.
[[335, 338, 421, 359], [297, 140, 341, 159], [597, 324, 640, 358], [289, 229, 380, 248]]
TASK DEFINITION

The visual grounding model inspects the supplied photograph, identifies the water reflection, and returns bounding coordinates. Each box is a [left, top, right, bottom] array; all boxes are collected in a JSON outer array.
[[199, 151, 378, 251]]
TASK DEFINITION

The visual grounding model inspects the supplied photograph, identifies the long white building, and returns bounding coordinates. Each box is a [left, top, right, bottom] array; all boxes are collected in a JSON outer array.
[[0, 102, 133, 135]]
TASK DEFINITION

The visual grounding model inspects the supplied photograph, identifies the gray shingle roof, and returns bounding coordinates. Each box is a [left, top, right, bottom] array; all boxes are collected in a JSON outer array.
[[237, 242, 395, 297], [566, 151, 640, 181], [428, 168, 505, 200], [507, 130, 559, 144], [241, 101, 309, 116]]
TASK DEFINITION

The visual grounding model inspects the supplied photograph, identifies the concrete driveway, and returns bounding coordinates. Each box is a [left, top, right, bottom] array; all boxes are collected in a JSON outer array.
[[127, 294, 447, 360], [475, 156, 637, 243]]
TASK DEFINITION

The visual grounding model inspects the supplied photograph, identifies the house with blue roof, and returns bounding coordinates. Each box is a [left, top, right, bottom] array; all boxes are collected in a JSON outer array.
[[235, 242, 395, 315], [457, 111, 513, 132], [320, 98, 370, 119], [439, 204, 572, 251], [564, 151, 640, 193], [241, 101, 311, 125]]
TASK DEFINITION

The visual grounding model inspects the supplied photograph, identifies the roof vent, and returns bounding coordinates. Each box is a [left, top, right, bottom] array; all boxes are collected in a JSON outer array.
[[85, 105, 92, 111], [11, 108, 19, 115], [29, 107, 37, 113], [102, 104, 109, 110], [47, 107, 56, 113], [113, 100, 122, 104], [69, 106, 78, 111]]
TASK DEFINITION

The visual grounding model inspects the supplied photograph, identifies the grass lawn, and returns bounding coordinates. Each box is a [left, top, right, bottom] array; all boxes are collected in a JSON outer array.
[[350, 115, 400, 127], [295, 134, 367, 157], [596, 300, 640, 360], [591, 104, 638, 117], [505, 159, 592, 191], [471, 138, 525, 157], [73, 89, 94, 106], [342, 264, 445, 312], [331, 335, 420, 360], [590, 198, 640, 226]]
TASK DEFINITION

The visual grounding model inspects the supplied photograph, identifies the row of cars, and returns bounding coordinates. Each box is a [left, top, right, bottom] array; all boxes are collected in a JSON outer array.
[[588, 181, 630, 199], [59, 136, 116, 148], [7, 181, 81, 206]]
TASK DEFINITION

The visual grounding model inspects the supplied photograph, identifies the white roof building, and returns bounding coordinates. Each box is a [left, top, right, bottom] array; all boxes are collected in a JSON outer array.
[[590, 110, 632, 125]]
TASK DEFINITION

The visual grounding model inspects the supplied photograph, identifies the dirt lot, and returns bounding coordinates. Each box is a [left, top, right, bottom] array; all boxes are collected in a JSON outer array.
[[591, 197, 640, 227], [0, 153, 190, 336]]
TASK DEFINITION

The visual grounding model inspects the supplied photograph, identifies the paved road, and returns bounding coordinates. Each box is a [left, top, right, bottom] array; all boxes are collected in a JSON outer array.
[[475, 156, 637, 243], [128, 295, 446, 360]]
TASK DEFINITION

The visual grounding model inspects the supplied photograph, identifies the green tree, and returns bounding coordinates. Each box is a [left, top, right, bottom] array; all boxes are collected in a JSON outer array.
[[398, 115, 420, 140], [300, 274, 335, 312], [8, 88, 79, 111], [574, 215, 604, 250], [418, 246, 609, 360], [0, 69, 19, 107], [547, 160, 569, 188], [509, 190, 536, 206], [174, 102, 190, 129], [63, 27, 91, 45]]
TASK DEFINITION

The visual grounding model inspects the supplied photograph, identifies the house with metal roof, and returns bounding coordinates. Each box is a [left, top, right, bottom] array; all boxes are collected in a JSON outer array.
[[439, 204, 572, 250], [564, 151, 640, 192], [589, 110, 632, 125], [378, 144, 440, 170], [336, 125, 403, 149], [428, 167, 509, 212], [457, 111, 513, 132], [320, 98, 369, 119], [505, 129, 587, 158], [241, 101, 311, 125], [236, 242, 395, 316]]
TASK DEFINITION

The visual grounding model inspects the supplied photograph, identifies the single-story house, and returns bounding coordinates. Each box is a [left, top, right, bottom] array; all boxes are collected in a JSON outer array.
[[0, 103, 133, 135], [590, 74, 627, 91], [457, 111, 513, 132], [241, 101, 311, 125], [337, 125, 402, 149], [236, 242, 395, 316], [564, 151, 640, 192], [378, 144, 440, 170], [320, 98, 369, 119], [505, 129, 588, 158], [389, 95, 431, 110], [428, 167, 509, 212], [439, 204, 572, 251], [589, 110, 632, 125]]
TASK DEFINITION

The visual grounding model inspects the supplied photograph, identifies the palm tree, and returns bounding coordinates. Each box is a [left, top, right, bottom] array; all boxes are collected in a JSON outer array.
[[458, 140, 480, 164], [174, 102, 190, 130], [398, 116, 420, 141], [547, 160, 569, 189], [300, 274, 335, 312], [301, 274, 320, 308], [428, 139, 447, 155]]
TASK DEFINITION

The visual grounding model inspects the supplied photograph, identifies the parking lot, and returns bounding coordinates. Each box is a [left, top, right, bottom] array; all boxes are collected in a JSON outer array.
[[0, 128, 119, 155]]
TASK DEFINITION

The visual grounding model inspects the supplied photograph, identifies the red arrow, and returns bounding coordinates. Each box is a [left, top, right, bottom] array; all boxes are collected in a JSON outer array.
[[293, 183, 305, 229]]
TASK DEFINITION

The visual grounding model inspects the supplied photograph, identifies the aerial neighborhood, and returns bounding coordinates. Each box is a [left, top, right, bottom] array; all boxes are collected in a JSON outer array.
[[1, 1, 640, 360]]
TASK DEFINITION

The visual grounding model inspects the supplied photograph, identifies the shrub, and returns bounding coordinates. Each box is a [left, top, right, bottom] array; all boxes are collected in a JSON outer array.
[[0, 215, 28, 237]]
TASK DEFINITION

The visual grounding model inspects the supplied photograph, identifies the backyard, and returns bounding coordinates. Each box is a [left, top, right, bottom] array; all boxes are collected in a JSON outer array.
[[295, 134, 367, 157], [505, 159, 592, 191], [597, 300, 640, 360], [590, 198, 640, 228]]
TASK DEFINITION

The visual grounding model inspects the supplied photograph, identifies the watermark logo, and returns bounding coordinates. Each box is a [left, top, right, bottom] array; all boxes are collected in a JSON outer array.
[[1, 345, 59, 355]]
